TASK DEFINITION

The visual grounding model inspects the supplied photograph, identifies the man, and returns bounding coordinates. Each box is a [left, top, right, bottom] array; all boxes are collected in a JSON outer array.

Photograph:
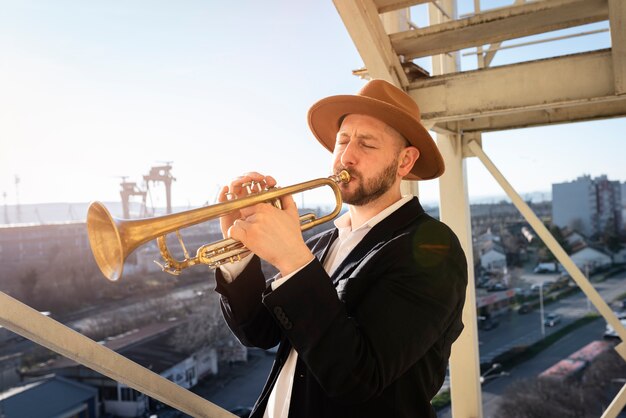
[[214, 79, 467, 418]]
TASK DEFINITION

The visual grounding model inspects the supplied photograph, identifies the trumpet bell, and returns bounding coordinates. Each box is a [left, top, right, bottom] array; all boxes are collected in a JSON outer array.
[[87, 202, 125, 281]]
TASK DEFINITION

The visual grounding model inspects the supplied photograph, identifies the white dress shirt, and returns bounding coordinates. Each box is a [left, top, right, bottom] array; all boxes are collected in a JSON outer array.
[[220, 195, 413, 418]]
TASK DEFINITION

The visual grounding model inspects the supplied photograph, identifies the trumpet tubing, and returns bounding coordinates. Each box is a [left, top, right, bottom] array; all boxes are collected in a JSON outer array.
[[86, 171, 350, 281]]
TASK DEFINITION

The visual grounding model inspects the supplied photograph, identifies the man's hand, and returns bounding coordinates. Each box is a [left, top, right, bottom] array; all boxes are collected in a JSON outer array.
[[217, 172, 277, 239], [218, 173, 314, 276]]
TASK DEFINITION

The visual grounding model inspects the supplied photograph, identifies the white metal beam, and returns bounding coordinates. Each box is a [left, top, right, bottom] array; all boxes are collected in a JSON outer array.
[[479, 0, 528, 68], [436, 96, 626, 132], [0, 291, 235, 418], [428, 2, 483, 418], [391, 0, 608, 60], [333, 0, 410, 87], [409, 49, 617, 124], [374, 0, 432, 14], [609, 0, 626, 94], [439, 134, 483, 418]]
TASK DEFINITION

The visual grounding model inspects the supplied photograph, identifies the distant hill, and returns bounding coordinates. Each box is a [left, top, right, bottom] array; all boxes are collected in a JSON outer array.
[[0, 202, 192, 226], [0, 190, 552, 226]]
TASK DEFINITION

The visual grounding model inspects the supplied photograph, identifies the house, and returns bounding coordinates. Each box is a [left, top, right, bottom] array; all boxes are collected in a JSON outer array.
[[613, 247, 626, 264], [539, 340, 613, 382], [478, 241, 507, 272], [0, 353, 21, 392], [476, 288, 516, 318], [0, 375, 98, 418], [563, 229, 588, 252], [567, 246, 613, 273], [475, 228, 501, 246], [23, 319, 223, 417]]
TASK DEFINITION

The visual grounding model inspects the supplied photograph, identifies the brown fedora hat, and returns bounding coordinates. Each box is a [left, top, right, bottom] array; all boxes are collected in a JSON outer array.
[[307, 79, 444, 180]]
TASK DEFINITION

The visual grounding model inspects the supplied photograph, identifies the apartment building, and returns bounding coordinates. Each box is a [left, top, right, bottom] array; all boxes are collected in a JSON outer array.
[[552, 175, 623, 237]]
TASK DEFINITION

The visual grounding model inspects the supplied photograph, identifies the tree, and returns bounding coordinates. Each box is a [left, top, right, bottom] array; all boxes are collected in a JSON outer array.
[[170, 291, 234, 353], [535, 222, 572, 262], [495, 351, 626, 418], [599, 221, 623, 253]]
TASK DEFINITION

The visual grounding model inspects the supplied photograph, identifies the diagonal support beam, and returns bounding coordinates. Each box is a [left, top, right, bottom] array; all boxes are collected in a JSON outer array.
[[466, 140, 626, 354], [0, 291, 235, 418], [334, 0, 410, 87], [391, 0, 608, 60]]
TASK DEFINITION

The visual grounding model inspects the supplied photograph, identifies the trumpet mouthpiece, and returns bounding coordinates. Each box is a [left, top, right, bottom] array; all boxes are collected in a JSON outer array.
[[333, 170, 351, 184]]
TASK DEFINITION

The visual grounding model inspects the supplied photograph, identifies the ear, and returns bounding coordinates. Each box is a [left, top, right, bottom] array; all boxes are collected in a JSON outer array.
[[397, 146, 420, 177]]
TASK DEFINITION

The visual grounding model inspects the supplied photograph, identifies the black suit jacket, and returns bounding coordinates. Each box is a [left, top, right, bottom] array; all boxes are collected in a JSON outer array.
[[215, 197, 467, 417]]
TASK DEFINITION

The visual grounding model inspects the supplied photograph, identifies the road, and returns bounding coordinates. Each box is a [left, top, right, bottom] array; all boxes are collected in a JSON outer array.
[[479, 272, 626, 364], [438, 318, 610, 418], [436, 271, 626, 417]]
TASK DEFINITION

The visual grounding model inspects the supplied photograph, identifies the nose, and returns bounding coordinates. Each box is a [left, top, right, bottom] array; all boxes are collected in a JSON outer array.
[[339, 138, 358, 168]]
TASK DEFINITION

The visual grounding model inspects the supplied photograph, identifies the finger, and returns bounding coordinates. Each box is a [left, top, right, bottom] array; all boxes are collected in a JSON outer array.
[[228, 177, 250, 195], [240, 173, 277, 190], [263, 175, 277, 189], [228, 219, 248, 241], [280, 194, 299, 217], [241, 172, 267, 182], [239, 203, 268, 219], [217, 185, 230, 203]]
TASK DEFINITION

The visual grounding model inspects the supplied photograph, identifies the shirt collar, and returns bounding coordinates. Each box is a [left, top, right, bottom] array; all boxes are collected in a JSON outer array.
[[334, 195, 414, 234]]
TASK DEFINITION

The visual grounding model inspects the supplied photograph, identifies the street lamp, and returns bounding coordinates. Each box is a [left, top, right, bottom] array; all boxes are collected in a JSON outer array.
[[480, 363, 501, 383], [480, 363, 510, 384]]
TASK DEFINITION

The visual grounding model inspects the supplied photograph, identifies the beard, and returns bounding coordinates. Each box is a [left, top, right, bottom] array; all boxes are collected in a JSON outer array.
[[336, 156, 399, 206]]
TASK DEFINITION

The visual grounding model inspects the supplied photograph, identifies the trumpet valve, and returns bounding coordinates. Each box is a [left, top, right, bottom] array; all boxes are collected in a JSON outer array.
[[241, 181, 264, 195]]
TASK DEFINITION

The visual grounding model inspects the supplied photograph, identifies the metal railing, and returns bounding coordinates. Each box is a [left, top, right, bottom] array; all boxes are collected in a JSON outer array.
[[0, 291, 235, 418]]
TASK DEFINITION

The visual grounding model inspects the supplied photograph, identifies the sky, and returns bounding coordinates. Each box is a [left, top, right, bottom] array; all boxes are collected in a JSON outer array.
[[0, 1, 623, 213]]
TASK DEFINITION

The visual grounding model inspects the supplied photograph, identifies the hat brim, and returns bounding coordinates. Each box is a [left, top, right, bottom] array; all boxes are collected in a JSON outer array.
[[308, 95, 444, 181]]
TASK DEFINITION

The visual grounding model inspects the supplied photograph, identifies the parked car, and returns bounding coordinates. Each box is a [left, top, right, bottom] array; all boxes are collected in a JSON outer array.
[[530, 281, 554, 293], [604, 313, 626, 339], [544, 313, 562, 327], [533, 262, 559, 274], [487, 282, 508, 292], [518, 303, 533, 314]]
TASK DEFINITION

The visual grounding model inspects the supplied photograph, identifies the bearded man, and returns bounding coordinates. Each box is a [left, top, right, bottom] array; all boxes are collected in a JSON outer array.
[[214, 79, 468, 418]]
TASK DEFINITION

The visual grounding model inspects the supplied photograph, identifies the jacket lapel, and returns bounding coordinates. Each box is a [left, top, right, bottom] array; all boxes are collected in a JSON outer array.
[[329, 197, 425, 283]]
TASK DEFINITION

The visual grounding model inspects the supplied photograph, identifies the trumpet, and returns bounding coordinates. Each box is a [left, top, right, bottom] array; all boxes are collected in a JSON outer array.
[[86, 171, 350, 281]]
